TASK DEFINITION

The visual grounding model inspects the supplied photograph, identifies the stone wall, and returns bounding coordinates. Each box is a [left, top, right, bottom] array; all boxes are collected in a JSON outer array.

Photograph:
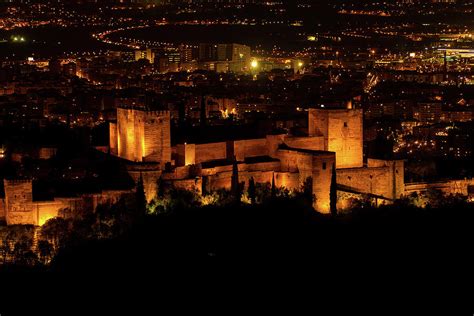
[[284, 136, 325, 152], [234, 139, 268, 161], [3, 178, 134, 226], [337, 160, 405, 200], [195, 142, 227, 163], [405, 179, 474, 196]]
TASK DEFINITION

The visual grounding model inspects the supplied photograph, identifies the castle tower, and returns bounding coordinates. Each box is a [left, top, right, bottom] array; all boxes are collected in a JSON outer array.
[[308, 108, 363, 169], [114, 107, 171, 166], [4, 179, 35, 225]]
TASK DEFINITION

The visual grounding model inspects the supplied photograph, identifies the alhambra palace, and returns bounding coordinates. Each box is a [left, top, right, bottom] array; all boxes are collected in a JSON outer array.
[[1, 105, 473, 226]]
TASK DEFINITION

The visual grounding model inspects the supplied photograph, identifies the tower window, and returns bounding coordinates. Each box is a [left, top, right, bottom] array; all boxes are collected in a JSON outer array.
[[344, 122, 348, 127], [322, 162, 327, 170]]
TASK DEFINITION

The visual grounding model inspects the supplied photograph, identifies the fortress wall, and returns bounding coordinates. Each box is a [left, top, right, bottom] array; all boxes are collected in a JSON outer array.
[[201, 161, 280, 177], [34, 201, 68, 226], [195, 142, 227, 163], [368, 159, 405, 198], [172, 178, 203, 194], [234, 139, 268, 161], [277, 150, 307, 173], [284, 136, 325, 152], [206, 170, 276, 192], [266, 134, 286, 158], [337, 162, 404, 200], [405, 179, 474, 196], [337, 167, 390, 199], [274, 172, 300, 191], [245, 161, 281, 172]]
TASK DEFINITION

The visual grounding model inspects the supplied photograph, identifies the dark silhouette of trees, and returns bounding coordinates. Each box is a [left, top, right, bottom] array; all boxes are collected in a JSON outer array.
[[136, 174, 147, 219], [248, 177, 256, 205], [271, 173, 277, 199], [157, 175, 165, 199], [231, 157, 241, 204], [302, 176, 314, 206], [37, 240, 54, 265]]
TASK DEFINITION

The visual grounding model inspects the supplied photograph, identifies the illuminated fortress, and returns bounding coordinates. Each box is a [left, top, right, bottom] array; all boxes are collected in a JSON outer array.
[[6, 104, 471, 226], [110, 105, 405, 213]]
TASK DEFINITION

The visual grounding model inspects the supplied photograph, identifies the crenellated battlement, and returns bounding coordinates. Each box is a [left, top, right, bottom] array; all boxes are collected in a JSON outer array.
[[117, 106, 170, 117], [146, 110, 170, 117], [4, 179, 33, 186]]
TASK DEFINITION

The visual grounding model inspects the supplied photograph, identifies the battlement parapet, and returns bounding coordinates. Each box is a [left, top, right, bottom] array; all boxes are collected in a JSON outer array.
[[3, 179, 33, 185]]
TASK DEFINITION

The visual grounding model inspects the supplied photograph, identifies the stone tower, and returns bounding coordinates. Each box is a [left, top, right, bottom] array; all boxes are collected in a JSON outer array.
[[4, 179, 35, 225], [113, 107, 171, 165], [308, 108, 363, 169]]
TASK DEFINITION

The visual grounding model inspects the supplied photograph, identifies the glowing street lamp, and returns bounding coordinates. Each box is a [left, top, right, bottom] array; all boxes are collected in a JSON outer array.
[[251, 60, 259, 69]]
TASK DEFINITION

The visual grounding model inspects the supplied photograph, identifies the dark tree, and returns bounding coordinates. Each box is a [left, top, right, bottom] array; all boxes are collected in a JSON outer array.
[[37, 240, 54, 265], [231, 157, 241, 204], [157, 175, 165, 198], [136, 174, 147, 218], [330, 163, 337, 216], [248, 177, 256, 205], [303, 176, 314, 206], [271, 173, 277, 199]]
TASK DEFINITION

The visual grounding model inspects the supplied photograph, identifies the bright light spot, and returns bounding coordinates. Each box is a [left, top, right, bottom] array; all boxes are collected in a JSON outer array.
[[251, 60, 258, 68]]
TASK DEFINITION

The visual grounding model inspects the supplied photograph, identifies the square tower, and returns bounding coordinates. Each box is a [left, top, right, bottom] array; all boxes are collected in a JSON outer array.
[[115, 107, 171, 165], [309, 108, 363, 169]]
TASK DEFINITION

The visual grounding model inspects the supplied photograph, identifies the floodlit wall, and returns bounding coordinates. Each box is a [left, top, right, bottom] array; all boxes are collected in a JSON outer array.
[[284, 136, 325, 152], [3, 179, 133, 226], [195, 142, 227, 163], [337, 160, 405, 200], [234, 139, 268, 161]]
